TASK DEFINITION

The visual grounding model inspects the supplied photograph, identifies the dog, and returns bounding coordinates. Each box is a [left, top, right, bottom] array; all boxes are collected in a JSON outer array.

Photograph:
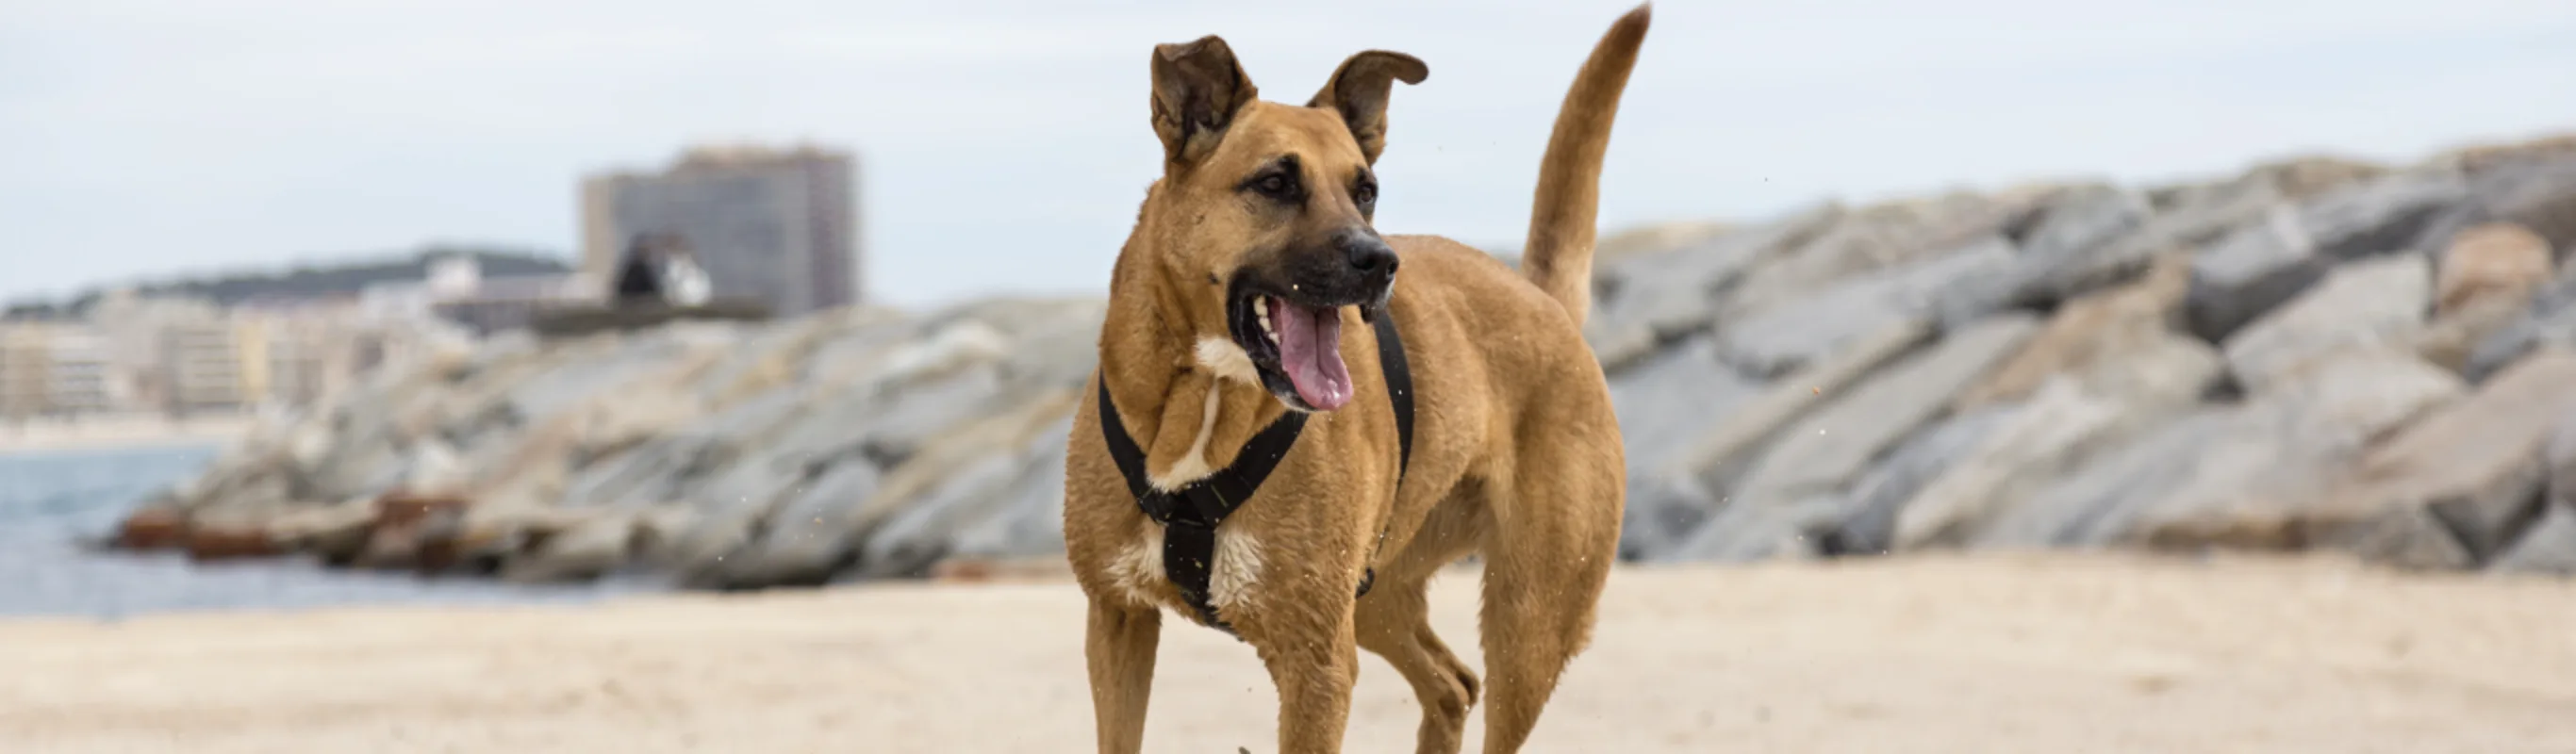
[[1063, 6, 1650, 752]]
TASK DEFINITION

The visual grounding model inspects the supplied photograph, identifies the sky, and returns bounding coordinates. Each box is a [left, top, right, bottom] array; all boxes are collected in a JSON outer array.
[[6, 0, 2576, 309]]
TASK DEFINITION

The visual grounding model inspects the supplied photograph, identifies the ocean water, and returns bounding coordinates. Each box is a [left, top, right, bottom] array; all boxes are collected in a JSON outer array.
[[0, 444, 647, 618]]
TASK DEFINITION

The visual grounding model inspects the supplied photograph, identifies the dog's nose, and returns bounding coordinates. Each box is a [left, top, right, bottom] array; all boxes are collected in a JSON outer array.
[[1339, 230, 1398, 280]]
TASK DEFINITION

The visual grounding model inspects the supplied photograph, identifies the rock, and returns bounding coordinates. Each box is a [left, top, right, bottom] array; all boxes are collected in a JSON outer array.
[[1595, 220, 1735, 263], [2312, 350, 2576, 563], [1726, 190, 2037, 316], [1617, 473, 1726, 561], [2434, 223, 2555, 316], [1978, 408, 2236, 549], [2489, 504, 2576, 575], [945, 428, 1074, 563], [1957, 254, 2220, 412], [264, 497, 379, 561], [502, 514, 636, 583], [1671, 319, 1928, 478], [856, 446, 1037, 579], [2186, 205, 2328, 343], [2551, 411, 2576, 508], [184, 525, 287, 562], [1932, 185, 2156, 328], [1587, 204, 1843, 366], [2088, 350, 2464, 551], [2417, 157, 2576, 254], [1665, 494, 1841, 563], [2187, 169, 2469, 342], [111, 507, 188, 550], [1606, 336, 1764, 477], [2301, 168, 2469, 260], [2465, 270, 2576, 383], [2252, 155, 2390, 198], [355, 492, 472, 570], [1891, 379, 2133, 549], [1824, 404, 2021, 555], [1719, 237, 2014, 378], [1733, 314, 2039, 505], [687, 458, 883, 588], [2414, 223, 2553, 375], [2220, 254, 2431, 395]]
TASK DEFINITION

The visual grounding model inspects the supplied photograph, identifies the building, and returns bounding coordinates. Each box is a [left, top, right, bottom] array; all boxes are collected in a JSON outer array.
[[580, 143, 862, 318], [0, 323, 118, 419]]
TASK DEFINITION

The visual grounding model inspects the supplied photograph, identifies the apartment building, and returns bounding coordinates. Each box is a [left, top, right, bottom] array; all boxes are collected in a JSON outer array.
[[579, 143, 863, 318]]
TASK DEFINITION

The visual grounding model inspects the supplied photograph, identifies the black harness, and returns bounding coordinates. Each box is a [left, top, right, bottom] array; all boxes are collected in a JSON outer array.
[[1096, 314, 1415, 635]]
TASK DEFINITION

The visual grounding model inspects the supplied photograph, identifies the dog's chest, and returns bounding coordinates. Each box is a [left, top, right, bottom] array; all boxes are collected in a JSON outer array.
[[1109, 523, 1266, 613]]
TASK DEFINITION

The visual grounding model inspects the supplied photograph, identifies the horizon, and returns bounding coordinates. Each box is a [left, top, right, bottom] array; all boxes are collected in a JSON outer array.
[[8, 0, 2576, 309]]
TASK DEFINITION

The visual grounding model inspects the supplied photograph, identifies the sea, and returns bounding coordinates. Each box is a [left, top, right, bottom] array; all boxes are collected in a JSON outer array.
[[0, 443, 644, 619]]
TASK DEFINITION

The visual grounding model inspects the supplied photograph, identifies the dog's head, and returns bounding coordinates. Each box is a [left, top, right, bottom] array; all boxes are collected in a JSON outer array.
[[1136, 36, 1427, 413]]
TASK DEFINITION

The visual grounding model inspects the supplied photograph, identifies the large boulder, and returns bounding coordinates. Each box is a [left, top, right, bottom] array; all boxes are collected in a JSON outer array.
[[1586, 204, 1842, 367], [1718, 237, 2014, 378], [1891, 379, 2137, 549], [1957, 254, 2219, 412], [2489, 504, 2576, 575], [2186, 205, 2325, 343], [1606, 336, 1765, 478], [2188, 169, 2469, 342], [1731, 314, 2039, 506], [2220, 253, 2432, 396], [1724, 189, 2039, 318], [2307, 350, 2576, 565], [2419, 223, 2556, 373], [2434, 223, 2556, 316], [2093, 349, 2466, 552], [1932, 185, 2158, 329], [1823, 404, 2023, 555]]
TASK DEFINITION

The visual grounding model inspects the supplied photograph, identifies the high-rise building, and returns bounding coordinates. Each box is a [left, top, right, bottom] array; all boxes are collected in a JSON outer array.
[[580, 143, 862, 318]]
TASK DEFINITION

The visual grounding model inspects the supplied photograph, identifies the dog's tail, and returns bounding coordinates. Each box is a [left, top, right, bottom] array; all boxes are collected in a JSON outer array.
[[1520, 3, 1651, 329]]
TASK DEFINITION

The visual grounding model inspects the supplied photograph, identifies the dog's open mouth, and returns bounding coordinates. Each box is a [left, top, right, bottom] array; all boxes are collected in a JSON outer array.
[[1229, 287, 1354, 412]]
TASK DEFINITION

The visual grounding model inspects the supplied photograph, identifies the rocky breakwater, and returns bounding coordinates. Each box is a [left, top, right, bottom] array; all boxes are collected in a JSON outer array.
[[109, 131, 2576, 588], [111, 297, 1106, 589], [1598, 131, 2576, 573]]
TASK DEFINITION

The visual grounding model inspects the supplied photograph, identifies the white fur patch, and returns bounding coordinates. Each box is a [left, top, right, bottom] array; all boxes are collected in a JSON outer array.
[[1146, 385, 1223, 491], [1109, 523, 1264, 613], [1194, 336, 1261, 385], [1110, 525, 1165, 605], [1207, 529, 1263, 611]]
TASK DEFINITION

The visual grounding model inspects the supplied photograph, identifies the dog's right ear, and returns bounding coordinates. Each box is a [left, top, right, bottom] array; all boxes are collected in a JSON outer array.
[[1150, 36, 1259, 165]]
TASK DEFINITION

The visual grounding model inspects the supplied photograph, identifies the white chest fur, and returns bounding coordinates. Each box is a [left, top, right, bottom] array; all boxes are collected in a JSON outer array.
[[1111, 524, 1266, 612]]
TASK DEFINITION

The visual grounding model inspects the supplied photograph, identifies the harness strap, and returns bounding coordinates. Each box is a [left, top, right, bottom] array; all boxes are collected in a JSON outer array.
[[1096, 312, 1414, 636]]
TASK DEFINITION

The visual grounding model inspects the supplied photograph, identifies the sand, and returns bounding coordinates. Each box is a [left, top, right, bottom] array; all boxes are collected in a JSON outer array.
[[4, 552, 2574, 753], [0, 415, 249, 454]]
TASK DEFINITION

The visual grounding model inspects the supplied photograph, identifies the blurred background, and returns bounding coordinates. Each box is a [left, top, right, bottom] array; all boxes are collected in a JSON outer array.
[[8, 1, 2576, 751]]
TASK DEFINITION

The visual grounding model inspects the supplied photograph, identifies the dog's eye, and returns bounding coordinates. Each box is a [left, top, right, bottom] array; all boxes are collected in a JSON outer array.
[[1256, 174, 1290, 196], [1353, 181, 1378, 208]]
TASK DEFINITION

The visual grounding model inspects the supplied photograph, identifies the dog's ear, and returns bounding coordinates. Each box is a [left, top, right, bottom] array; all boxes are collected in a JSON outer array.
[[1151, 36, 1260, 165], [1308, 51, 1428, 165]]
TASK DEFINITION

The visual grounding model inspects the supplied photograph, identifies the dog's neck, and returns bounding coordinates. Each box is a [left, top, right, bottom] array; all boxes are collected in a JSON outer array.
[[1098, 185, 1298, 491]]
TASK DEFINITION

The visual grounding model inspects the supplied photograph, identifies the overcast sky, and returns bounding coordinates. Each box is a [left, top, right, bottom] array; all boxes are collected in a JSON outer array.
[[6, 0, 2575, 308]]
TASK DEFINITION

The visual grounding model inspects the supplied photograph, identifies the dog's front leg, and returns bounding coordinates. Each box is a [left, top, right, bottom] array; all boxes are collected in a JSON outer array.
[[1084, 599, 1162, 754], [1250, 604, 1362, 753]]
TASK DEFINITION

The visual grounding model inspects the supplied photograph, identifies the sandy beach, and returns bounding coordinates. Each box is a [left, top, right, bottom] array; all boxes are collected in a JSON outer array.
[[0, 415, 249, 455], [4, 552, 2573, 753]]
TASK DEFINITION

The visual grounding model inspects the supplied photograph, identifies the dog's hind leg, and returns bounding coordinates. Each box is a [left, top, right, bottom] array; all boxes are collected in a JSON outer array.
[[1357, 574, 1480, 754], [1475, 440, 1621, 752], [1083, 599, 1162, 754]]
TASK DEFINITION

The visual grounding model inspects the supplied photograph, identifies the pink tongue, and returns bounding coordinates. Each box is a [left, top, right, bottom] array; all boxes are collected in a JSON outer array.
[[1271, 297, 1352, 410]]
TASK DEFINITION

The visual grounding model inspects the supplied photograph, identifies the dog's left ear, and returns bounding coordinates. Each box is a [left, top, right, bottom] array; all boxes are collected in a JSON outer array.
[[1308, 51, 1428, 165]]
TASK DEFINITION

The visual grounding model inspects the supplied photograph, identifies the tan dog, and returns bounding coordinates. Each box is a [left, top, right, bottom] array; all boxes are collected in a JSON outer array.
[[1063, 7, 1650, 752]]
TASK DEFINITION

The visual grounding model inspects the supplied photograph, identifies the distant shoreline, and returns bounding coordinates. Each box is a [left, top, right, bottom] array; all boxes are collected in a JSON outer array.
[[0, 415, 248, 455]]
